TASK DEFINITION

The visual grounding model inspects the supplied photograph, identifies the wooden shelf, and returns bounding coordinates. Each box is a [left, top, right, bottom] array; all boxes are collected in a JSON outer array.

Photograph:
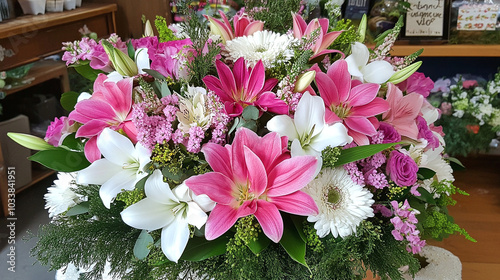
[[15, 168, 56, 194], [388, 44, 500, 57]]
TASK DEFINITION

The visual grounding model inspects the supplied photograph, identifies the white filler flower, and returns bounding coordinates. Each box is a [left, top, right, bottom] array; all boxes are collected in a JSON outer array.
[[44, 172, 81, 218], [304, 167, 374, 238], [225, 30, 295, 68]]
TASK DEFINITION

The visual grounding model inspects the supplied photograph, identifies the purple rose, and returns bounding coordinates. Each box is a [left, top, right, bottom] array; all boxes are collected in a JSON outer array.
[[386, 150, 418, 186], [397, 72, 434, 98], [379, 122, 401, 144], [45, 116, 76, 147]]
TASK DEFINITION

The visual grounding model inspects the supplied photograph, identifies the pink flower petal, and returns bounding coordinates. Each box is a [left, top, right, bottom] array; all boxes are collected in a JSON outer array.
[[76, 119, 111, 138], [350, 97, 389, 117], [105, 78, 133, 115], [344, 116, 377, 136], [292, 13, 307, 38], [184, 172, 235, 204], [215, 60, 238, 99], [205, 204, 239, 240], [255, 92, 289, 114], [84, 136, 101, 162], [243, 146, 268, 196], [348, 127, 370, 146], [245, 60, 265, 100], [319, 31, 342, 51], [327, 60, 351, 103], [250, 132, 284, 172], [262, 78, 278, 92], [325, 109, 342, 124], [233, 58, 249, 91], [254, 200, 283, 243], [267, 156, 317, 196], [347, 83, 380, 107], [201, 143, 233, 178], [73, 100, 116, 122], [315, 72, 339, 107], [243, 21, 264, 36], [270, 191, 318, 216]]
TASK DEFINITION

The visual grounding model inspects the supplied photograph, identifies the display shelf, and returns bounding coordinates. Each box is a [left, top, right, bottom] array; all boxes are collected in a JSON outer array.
[[388, 44, 500, 57], [14, 167, 56, 194]]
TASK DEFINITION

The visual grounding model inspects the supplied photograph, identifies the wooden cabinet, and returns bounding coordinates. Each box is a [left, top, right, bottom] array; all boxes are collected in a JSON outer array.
[[0, 3, 117, 216]]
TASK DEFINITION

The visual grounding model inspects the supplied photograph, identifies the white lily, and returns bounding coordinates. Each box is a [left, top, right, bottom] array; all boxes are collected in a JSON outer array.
[[267, 92, 352, 174], [345, 42, 394, 84], [77, 128, 151, 208], [120, 170, 214, 262]]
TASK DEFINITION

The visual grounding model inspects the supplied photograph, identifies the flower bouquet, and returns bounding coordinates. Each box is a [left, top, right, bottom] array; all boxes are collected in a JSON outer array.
[[9, 1, 474, 279], [428, 72, 500, 157]]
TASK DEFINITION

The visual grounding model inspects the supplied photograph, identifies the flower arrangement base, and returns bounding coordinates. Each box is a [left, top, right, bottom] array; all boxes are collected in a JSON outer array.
[[401, 246, 462, 280], [18, 0, 46, 15]]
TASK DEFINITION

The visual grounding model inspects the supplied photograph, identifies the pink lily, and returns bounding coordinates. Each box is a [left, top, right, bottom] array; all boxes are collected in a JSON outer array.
[[185, 127, 319, 243], [291, 13, 342, 60], [203, 57, 288, 117], [314, 59, 389, 146], [382, 83, 424, 140], [69, 74, 137, 162], [205, 10, 264, 44]]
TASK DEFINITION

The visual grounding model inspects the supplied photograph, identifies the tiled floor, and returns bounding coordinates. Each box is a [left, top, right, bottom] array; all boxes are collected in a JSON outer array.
[[0, 175, 56, 280]]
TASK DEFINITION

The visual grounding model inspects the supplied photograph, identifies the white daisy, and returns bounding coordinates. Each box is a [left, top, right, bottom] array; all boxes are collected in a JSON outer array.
[[44, 172, 83, 218], [304, 167, 374, 238], [225, 30, 296, 68]]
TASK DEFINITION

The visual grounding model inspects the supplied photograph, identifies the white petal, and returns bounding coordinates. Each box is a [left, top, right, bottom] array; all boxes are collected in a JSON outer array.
[[145, 170, 179, 204], [309, 123, 352, 152], [290, 139, 308, 157], [106, 71, 125, 82], [97, 128, 136, 166], [135, 143, 152, 172], [350, 42, 370, 67], [77, 159, 121, 185], [161, 217, 190, 262], [120, 198, 175, 230], [294, 92, 325, 138], [172, 183, 191, 202], [266, 115, 299, 141], [135, 48, 151, 75], [99, 169, 137, 208], [362, 60, 395, 84], [193, 194, 216, 212], [345, 55, 364, 78], [77, 92, 92, 103], [186, 201, 208, 229]]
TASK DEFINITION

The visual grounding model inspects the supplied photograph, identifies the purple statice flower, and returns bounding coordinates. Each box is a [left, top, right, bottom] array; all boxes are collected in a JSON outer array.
[[206, 91, 230, 145], [186, 126, 205, 153], [390, 200, 425, 254], [397, 72, 434, 98], [378, 122, 401, 144], [386, 150, 418, 187], [366, 169, 390, 189], [416, 116, 439, 149], [344, 162, 365, 186]]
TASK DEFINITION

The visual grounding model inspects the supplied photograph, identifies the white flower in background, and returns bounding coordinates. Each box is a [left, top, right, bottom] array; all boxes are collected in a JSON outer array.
[[120, 170, 215, 262], [45, 172, 83, 218], [267, 92, 352, 175], [452, 110, 464, 118], [345, 42, 395, 84], [77, 128, 151, 209], [304, 167, 374, 238], [419, 145, 454, 197], [225, 30, 296, 68], [176, 86, 212, 133]]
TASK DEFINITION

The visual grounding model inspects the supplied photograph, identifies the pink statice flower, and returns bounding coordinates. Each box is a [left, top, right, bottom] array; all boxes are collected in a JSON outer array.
[[185, 128, 319, 243], [386, 150, 418, 187], [382, 83, 423, 140], [69, 74, 137, 162], [45, 116, 76, 147], [150, 38, 193, 81], [314, 59, 389, 145], [397, 72, 434, 98], [203, 57, 288, 117], [390, 200, 425, 254], [291, 13, 342, 60]]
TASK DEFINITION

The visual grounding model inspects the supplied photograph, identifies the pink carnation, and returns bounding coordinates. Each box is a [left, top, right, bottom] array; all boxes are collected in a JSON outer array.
[[150, 38, 193, 80], [397, 72, 434, 98], [45, 116, 76, 147]]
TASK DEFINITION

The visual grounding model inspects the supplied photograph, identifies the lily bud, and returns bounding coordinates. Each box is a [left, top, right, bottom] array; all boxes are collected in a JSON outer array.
[[7, 133, 55, 150], [102, 40, 138, 77], [144, 20, 154, 37], [295, 71, 316, 92], [387, 61, 423, 85], [357, 14, 367, 43]]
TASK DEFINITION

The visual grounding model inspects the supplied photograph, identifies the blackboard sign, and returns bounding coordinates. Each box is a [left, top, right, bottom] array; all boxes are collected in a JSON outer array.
[[404, 0, 451, 40]]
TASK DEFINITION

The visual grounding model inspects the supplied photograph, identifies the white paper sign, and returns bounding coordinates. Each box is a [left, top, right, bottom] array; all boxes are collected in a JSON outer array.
[[405, 0, 446, 37], [457, 4, 499, 31]]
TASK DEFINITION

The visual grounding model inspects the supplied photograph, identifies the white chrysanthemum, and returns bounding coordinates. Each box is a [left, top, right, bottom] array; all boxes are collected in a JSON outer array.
[[176, 86, 212, 133], [304, 167, 374, 238], [44, 172, 82, 218], [225, 30, 296, 68]]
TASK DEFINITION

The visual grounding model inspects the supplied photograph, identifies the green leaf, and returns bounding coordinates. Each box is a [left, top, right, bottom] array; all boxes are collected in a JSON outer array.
[[127, 41, 136, 60], [29, 148, 90, 172], [73, 63, 103, 81], [290, 215, 307, 243], [448, 157, 466, 171], [240, 119, 257, 132], [242, 106, 259, 120], [280, 215, 309, 269], [247, 231, 271, 255], [229, 118, 241, 134], [61, 133, 84, 151], [66, 201, 90, 216], [143, 69, 167, 81], [416, 187, 436, 205], [180, 236, 228, 261], [334, 142, 401, 166], [160, 82, 172, 97], [134, 230, 154, 260], [417, 167, 436, 180], [60, 91, 80, 111]]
